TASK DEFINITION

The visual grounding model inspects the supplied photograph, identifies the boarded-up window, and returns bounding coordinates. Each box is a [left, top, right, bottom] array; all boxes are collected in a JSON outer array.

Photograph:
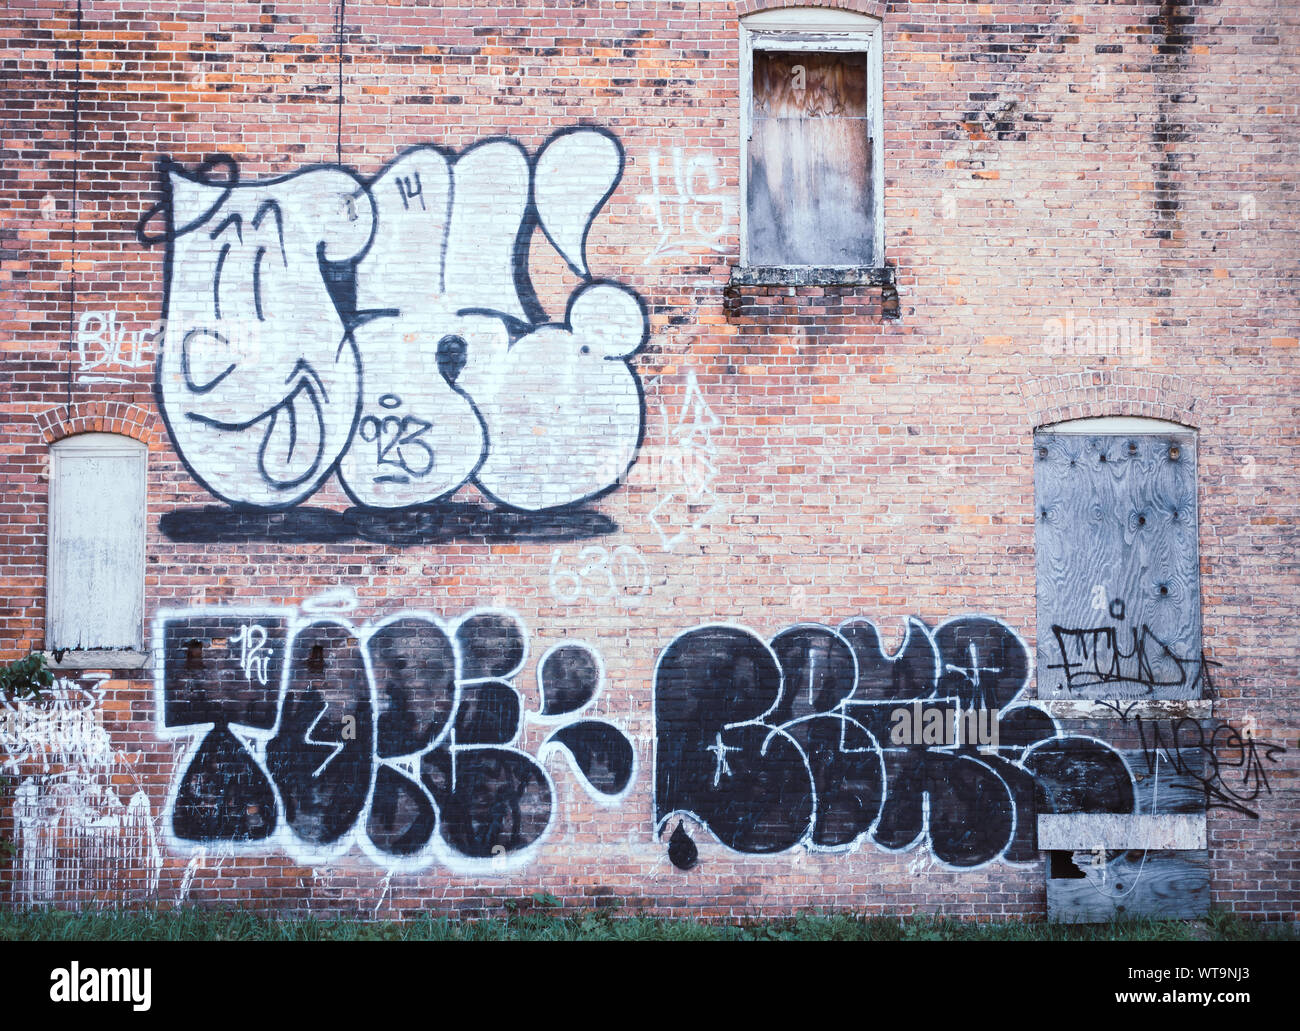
[[748, 50, 875, 266], [47, 433, 146, 652], [1034, 423, 1202, 700]]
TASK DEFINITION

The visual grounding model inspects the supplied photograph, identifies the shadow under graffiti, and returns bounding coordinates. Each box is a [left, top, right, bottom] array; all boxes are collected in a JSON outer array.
[[154, 606, 635, 871], [157, 502, 619, 546], [138, 128, 647, 530], [654, 616, 1139, 869]]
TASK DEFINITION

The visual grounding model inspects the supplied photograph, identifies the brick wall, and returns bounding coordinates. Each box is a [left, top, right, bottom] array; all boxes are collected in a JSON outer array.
[[1, 0, 1295, 920]]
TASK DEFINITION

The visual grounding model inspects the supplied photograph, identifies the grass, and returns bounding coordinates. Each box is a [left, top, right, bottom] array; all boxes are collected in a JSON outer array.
[[0, 904, 1293, 941]]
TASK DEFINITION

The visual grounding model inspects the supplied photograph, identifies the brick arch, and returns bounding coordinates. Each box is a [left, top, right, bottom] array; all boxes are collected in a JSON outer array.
[[735, 0, 887, 20], [36, 401, 164, 449], [1017, 370, 1207, 432]]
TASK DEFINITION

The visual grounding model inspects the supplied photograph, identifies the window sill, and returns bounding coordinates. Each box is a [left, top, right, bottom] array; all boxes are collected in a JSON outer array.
[[728, 265, 895, 288], [40, 648, 148, 671]]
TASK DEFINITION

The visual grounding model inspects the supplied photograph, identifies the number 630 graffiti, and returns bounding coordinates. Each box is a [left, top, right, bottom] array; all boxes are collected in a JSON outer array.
[[549, 546, 649, 606]]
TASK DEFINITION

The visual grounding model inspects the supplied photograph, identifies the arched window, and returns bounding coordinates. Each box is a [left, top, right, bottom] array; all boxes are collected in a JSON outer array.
[[46, 433, 147, 665]]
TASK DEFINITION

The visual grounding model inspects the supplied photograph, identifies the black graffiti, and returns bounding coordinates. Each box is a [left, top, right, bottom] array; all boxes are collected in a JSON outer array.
[[543, 722, 635, 797], [159, 607, 633, 866], [1048, 624, 1219, 695], [538, 644, 602, 716], [162, 615, 287, 841], [655, 616, 1135, 868], [1134, 717, 1286, 819], [267, 621, 374, 847]]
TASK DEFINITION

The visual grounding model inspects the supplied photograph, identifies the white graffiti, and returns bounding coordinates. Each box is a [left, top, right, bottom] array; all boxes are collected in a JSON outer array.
[[232, 622, 271, 685], [75, 311, 155, 384], [1, 679, 110, 774], [147, 128, 648, 514], [636, 148, 734, 261], [4, 679, 162, 907], [548, 544, 650, 606], [648, 370, 726, 551]]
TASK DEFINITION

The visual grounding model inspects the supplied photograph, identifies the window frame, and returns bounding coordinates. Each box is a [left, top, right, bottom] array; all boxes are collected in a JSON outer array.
[[44, 432, 148, 669], [739, 7, 885, 273]]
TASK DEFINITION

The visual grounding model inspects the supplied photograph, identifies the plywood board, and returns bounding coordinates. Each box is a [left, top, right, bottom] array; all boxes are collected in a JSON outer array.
[[1039, 813, 1206, 850], [1034, 431, 1202, 699], [747, 50, 874, 265]]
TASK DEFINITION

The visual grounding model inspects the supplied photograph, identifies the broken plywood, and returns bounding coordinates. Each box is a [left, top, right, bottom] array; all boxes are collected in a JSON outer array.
[[1048, 849, 1209, 923]]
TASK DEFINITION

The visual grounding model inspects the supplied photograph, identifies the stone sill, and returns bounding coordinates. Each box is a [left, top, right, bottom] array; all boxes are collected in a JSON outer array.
[[728, 264, 895, 288], [1038, 813, 1207, 850], [40, 649, 149, 671]]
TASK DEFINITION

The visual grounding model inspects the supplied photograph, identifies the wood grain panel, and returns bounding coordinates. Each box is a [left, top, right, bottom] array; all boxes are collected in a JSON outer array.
[[1048, 849, 1209, 922], [748, 50, 874, 265], [1034, 431, 1202, 699]]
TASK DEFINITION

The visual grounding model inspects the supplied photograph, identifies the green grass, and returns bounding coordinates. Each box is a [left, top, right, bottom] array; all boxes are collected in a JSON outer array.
[[0, 905, 1293, 941]]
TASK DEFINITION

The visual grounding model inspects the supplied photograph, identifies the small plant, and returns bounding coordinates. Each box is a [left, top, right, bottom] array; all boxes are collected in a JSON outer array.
[[0, 652, 54, 702], [504, 891, 562, 914]]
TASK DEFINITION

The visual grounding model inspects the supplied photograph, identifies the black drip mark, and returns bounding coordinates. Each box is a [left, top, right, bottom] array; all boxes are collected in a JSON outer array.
[[213, 242, 231, 320], [668, 821, 698, 871], [253, 246, 267, 321]]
